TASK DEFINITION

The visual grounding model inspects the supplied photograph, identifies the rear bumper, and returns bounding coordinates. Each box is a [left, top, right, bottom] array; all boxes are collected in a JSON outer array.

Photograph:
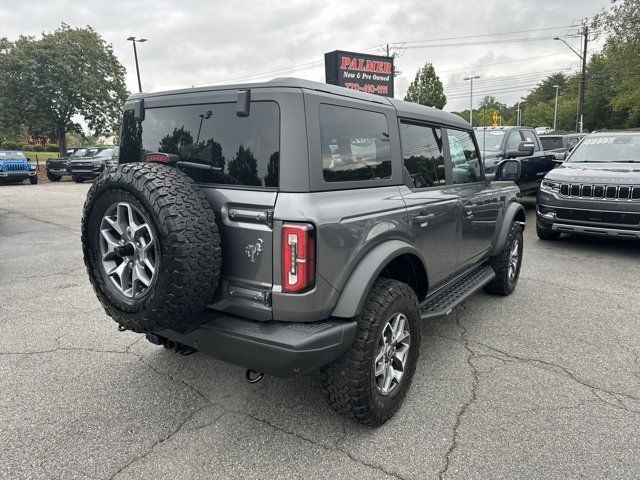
[[156, 310, 357, 377]]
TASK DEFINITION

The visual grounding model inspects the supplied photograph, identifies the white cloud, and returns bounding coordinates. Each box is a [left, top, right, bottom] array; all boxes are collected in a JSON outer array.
[[0, 0, 610, 110]]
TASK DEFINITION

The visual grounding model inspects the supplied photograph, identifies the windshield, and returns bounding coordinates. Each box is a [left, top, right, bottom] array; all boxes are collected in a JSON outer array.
[[94, 148, 115, 158], [540, 136, 563, 150], [475, 130, 505, 152], [72, 149, 88, 157], [567, 135, 640, 163], [0, 151, 27, 160]]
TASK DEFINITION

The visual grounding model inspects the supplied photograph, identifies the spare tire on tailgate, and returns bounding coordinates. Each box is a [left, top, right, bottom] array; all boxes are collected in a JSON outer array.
[[81, 162, 222, 333]]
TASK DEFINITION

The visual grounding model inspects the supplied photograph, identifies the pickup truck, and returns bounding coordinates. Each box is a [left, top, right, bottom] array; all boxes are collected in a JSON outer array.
[[475, 126, 555, 195]]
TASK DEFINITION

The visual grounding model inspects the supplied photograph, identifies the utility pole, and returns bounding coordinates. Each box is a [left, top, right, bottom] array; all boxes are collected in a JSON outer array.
[[553, 85, 560, 131], [463, 76, 480, 126], [577, 22, 588, 133]]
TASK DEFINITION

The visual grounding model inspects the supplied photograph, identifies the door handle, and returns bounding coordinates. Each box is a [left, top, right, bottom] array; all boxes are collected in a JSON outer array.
[[464, 210, 474, 219], [413, 213, 435, 226]]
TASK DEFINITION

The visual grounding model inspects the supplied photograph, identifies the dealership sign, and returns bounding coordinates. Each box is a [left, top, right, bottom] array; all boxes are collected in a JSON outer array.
[[324, 50, 394, 97]]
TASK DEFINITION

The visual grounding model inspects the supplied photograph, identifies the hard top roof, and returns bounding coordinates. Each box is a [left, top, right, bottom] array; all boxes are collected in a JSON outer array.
[[474, 126, 532, 131], [128, 77, 470, 130]]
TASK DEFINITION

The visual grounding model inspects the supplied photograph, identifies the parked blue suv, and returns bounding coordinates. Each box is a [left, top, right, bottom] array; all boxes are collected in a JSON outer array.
[[0, 151, 37, 185]]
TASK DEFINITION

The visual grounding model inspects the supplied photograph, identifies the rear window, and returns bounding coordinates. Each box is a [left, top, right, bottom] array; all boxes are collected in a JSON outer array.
[[120, 101, 280, 188], [540, 136, 564, 150], [319, 104, 391, 182]]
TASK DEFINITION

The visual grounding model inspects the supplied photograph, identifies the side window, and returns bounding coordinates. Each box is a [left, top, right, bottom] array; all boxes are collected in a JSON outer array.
[[522, 130, 541, 151], [399, 122, 445, 188], [567, 137, 580, 150], [447, 129, 481, 185], [319, 104, 391, 182], [506, 131, 523, 151]]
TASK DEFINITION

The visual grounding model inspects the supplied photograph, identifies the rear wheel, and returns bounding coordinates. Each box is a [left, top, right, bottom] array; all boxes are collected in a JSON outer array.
[[321, 278, 421, 426], [82, 162, 222, 333], [484, 222, 523, 296], [46, 171, 61, 182]]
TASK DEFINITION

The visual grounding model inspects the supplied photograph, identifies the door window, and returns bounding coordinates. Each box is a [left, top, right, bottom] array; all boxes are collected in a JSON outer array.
[[447, 129, 482, 184], [319, 104, 391, 182], [399, 122, 446, 188], [506, 131, 523, 151], [522, 130, 541, 151]]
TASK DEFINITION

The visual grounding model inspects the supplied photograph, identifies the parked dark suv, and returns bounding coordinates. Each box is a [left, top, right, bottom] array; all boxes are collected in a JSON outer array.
[[81, 78, 525, 425], [68, 147, 119, 182], [475, 126, 555, 195], [537, 131, 640, 240]]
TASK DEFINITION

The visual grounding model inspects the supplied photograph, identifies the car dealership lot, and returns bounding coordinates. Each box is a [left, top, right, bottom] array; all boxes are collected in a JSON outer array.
[[1, 182, 639, 480]]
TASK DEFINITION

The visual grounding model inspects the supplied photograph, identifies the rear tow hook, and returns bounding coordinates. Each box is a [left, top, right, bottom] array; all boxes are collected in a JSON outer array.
[[245, 369, 264, 384]]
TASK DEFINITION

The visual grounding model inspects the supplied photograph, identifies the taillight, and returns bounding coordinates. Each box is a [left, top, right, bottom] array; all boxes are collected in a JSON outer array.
[[145, 152, 179, 163], [282, 223, 315, 293]]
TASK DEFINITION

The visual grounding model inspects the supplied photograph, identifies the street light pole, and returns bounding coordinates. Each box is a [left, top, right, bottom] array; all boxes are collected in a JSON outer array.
[[554, 24, 588, 133], [127, 36, 148, 93], [553, 85, 560, 131], [463, 75, 480, 126]]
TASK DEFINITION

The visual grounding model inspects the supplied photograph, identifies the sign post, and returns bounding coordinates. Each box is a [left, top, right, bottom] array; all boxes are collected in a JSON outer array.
[[325, 50, 394, 98]]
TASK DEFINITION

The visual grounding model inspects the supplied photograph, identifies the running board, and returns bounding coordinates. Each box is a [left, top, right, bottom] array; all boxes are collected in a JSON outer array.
[[419, 265, 495, 320]]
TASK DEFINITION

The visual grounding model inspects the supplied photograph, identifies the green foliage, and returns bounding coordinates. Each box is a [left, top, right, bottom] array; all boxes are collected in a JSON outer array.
[[592, 0, 640, 122], [404, 63, 447, 109], [0, 140, 22, 150], [45, 144, 59, 152], [0, 24, 128, 153]]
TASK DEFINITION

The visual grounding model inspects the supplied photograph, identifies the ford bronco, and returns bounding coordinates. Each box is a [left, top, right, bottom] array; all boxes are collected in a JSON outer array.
[[81, 78, 525, 425]]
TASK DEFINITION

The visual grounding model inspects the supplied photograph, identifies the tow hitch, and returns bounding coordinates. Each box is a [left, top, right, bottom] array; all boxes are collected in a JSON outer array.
[[245, 369, 264, 384]]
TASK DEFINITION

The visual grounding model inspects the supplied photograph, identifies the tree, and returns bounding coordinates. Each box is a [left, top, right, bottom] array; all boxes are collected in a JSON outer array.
[[228, 146, 261, 186], [404, 63, 447, 109], [0, 24, 128, 154]]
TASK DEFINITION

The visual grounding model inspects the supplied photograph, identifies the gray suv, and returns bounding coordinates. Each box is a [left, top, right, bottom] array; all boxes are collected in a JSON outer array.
[[81, 78, 525, 426]]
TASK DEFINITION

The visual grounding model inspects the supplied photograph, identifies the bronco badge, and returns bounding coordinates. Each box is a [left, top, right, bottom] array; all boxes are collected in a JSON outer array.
[[245, 238, 263, 263]]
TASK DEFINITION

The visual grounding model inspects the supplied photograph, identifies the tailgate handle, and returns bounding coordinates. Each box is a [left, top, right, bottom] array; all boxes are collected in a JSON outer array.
[[228, 208, 274, 227]]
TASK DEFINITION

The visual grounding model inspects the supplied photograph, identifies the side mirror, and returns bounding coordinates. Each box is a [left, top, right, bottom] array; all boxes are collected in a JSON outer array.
[[506, 141, 535, 158], [495, 159, 522, 182]]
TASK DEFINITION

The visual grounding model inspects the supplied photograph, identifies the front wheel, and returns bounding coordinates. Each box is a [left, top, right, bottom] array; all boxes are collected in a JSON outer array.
[[484, 222, 523, 296], [536, 222, 561, 241], [29, 175, 38, 185], [321, 278, 421, 426], [46, 171, 61, 182]]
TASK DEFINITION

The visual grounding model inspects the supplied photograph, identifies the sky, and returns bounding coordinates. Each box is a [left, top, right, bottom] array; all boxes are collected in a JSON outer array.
[[0, 0, 611, 112]]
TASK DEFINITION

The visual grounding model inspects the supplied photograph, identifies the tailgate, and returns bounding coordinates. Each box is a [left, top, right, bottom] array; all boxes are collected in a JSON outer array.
[[203, 188, 276, 320]]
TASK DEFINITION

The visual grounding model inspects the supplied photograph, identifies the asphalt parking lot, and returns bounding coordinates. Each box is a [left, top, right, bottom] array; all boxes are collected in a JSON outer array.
[[1, 182, 639, 480]]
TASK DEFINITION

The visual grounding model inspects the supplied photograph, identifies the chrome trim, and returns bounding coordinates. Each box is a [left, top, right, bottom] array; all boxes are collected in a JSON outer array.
[[551, 223, 640, 239], [558, 182, 640, 202]]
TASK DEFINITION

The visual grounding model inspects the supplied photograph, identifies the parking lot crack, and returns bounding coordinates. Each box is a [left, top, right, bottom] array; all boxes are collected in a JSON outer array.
[[470, 340, 640, 407], [436, 314, 480, 480], [107, 405, 220, 480], [241, 411, 409, 480]]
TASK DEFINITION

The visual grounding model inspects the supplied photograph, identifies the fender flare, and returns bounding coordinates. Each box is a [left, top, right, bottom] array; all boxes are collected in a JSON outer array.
[[331, 240, 426, 319], [490, 201, 526, 256]]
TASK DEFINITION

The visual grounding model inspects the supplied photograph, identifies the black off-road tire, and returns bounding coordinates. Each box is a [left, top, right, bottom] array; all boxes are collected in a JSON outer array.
[[81, 162, 222, 333], [484, 222, 523, 296], [46, 171, 61, 182], [321, 278, 421, 426], [536, 222, 561, 241], [72, 175, 84, 183], [29, 175, 38, 185]]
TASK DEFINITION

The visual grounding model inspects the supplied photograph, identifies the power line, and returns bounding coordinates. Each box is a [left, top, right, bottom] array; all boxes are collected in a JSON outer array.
[[382, 24, 577, 47], [402, 35, 572, 50], [196, 24, 582, 86]]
